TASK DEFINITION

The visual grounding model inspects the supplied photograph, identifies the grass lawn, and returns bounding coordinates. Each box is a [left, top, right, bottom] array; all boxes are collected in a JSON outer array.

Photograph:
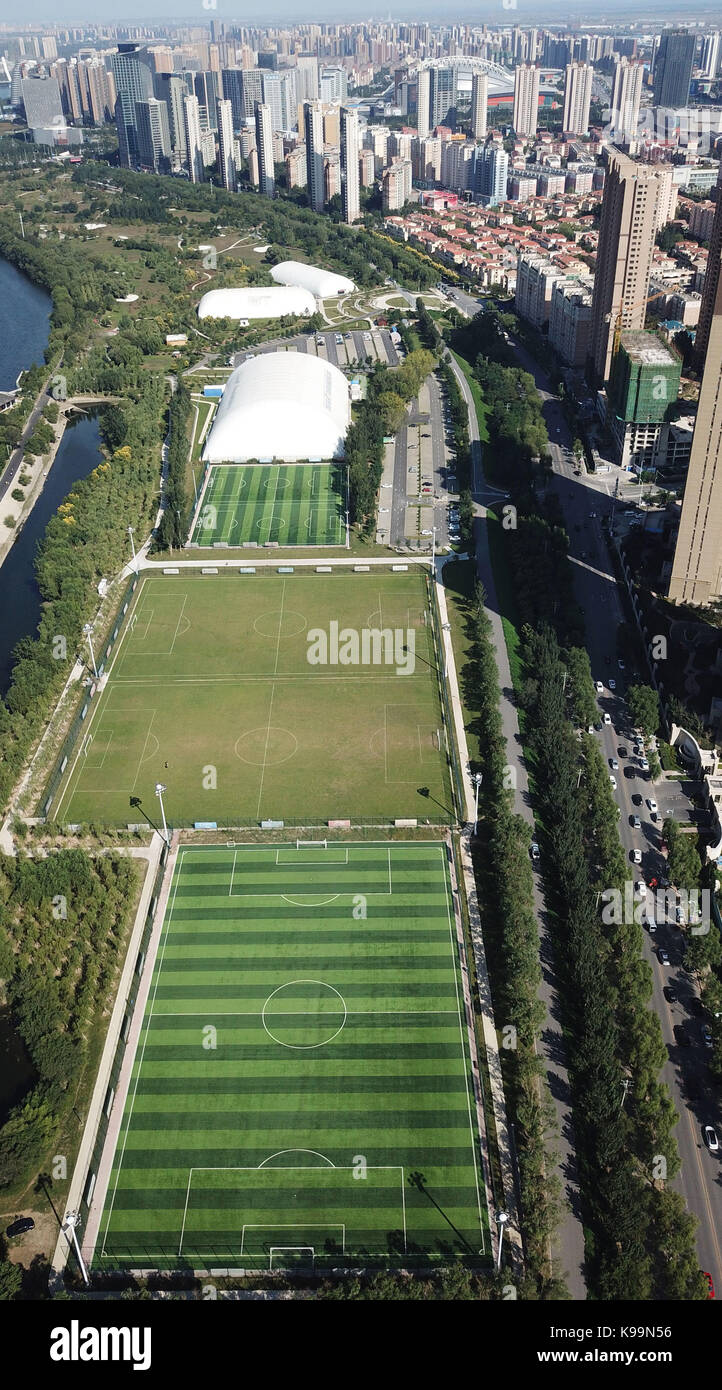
[[191, 464, 347, 548], [50, 572, 453, 827], [450, 350, 490, 445], [95, 841, 489, 1272]]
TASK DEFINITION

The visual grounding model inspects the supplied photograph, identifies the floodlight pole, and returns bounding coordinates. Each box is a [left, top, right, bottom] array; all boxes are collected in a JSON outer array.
[[128, 524, 138, 573], [345, 508, 350, 549], [495, 1210, 509, 1272], [83, 623, 98, 679], [431, 524, 436, 567], [473, 772, 482, 837], [155, 782, 169, 846], [63, 1210, 90, 1287]]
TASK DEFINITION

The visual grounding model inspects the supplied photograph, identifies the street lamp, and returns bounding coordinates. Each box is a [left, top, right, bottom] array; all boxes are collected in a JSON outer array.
[[431, 524, 436, 567], [155, 782, 169, 846], [345, 509, 350, 549], [473, 772, 483, 837], [127, 525, 138, 574], [495, 1210, 509, 1272], [62, 1210, 90, 1288], [83, 623, 97, 679]]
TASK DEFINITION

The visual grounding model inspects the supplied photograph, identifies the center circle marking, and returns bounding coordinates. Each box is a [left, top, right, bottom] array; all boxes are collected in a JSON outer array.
[[262, 979, 347, 1050]]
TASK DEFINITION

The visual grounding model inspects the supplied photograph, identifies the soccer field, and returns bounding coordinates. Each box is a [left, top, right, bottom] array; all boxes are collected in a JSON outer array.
[[95, 842, 489, 1271], [191, 463, 346, 547], [50, 572, 454, 827]]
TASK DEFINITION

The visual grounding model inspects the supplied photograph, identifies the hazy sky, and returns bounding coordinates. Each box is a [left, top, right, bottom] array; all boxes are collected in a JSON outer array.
[[7, 0, 716, 23]]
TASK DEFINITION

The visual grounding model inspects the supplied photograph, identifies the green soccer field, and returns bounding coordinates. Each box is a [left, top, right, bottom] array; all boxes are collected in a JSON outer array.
[[95, 842, 489, 1271], [49, 572, 454, 827], [191, 463, 346, 547]]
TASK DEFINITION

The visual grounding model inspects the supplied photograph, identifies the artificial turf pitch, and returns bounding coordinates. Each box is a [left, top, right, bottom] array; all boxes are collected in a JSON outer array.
[[96, 842, 488, 1270], [51, 571, 453, 827], [191, 463, 346, 547]]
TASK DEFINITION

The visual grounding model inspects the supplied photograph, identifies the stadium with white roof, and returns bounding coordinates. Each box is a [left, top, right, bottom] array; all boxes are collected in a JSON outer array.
[[202, 352, 351, 463], [197, 285, 316, 320], [270, 261, 355, 297]]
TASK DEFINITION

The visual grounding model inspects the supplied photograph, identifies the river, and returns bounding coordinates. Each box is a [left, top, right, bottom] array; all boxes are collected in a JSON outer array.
[[0, 255, 51, 392]]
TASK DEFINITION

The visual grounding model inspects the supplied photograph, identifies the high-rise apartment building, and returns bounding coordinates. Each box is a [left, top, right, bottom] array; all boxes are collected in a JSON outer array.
[[153, 72, 188, 164], [668, 272, 722, 604], [304, 99, 325, 212], [340, 106, 360, 224], [470, 71, 488, 140], [701, 32, 720, 80], [382, 159, 412, 211], [587, 149, 663, 385], [21, 74, 63, 128], [183, 94, 204, 182], [475, 144, 509, 205], [512, 63, 540, 138], [610, 56, 644, 141], [254, 100, 275, 198], [653, 29, 695, 109], [320, 66, 347, 102], [693, 161, 722, 366], [562, 61, 593, 136], [216, 96, 236, 191], [134, 97, 170, 173], [430, 64, 457, 128], [416, 66, 431, 138]]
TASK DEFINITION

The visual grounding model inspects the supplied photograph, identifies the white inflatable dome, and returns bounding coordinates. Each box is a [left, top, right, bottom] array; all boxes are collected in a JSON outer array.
[[270, 260, 355, 297], [197, 285, 316, 320], [202, 352, 351, 462]]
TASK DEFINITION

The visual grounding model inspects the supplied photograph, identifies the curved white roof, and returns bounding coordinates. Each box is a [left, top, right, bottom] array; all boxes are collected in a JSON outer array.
[[197, 285, 316, 320], [271, 260, 355, 297], [202, 352, 351, 463]]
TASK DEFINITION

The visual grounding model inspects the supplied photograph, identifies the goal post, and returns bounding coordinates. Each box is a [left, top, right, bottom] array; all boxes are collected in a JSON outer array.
[[296, 838, 328, 850]]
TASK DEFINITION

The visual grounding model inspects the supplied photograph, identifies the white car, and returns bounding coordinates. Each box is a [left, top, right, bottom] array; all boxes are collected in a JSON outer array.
[[640, 758, 649, 772], [610, 758, 619, 770], [609, 678, 616, 690], [632, 848, 642, 864], [618, 658, 625, 670], [634, 880, 646, 897], [595, 680, 604, 694], [647, 798, 657, 813], [609, 775, 617, 790], [703, 1125, 719, 1152], [603, 712, 612, 725]]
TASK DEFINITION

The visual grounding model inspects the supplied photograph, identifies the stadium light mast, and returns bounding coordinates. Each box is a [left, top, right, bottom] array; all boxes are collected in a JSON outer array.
[[155, 782, 170, 846], [83, 623, 98, 679], [128, 525, 138, 573], [345, 508, 350, 549], [473, 771, 482, 837], [62, 1209, 90, 1287], [495, 1209, 509, 1272]]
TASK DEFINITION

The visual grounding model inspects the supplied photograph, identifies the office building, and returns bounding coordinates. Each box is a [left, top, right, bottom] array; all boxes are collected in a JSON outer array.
[[701, 32, 720, 80], [587, 149, 663, 385], [653, 29, 695, 109], [668, 270, 722, 604], [153, 72, 188, 164], [295, 55, 319, 103], [304, 99, 325, 212], [134, 97, 170, 173], [512, 64, 540, 138], [216, 97, 236, 191], [610, 57, 644, 142], [430, 64, 458, 128], [340, 106, 360, 224], [194, 71, 222, 130], [21, 74, 63, 128], [183, 94, 204, 182], [416, 66, 431, 138], [255, 101, 275, 198], [110, 44, 154, 167], [470, 71, 488, 139], [562, 61, 593, 136]]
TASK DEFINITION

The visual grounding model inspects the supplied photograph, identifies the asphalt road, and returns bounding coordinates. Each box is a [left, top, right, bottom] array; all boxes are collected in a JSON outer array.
[[0, 373, 53, 504], [510, 336, 722, 1294]]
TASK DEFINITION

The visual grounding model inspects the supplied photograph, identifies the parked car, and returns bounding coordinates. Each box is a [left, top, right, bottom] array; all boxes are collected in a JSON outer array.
[[630, 815, 641, 829], [689, 996, 704, 1017], [702, 1024, 713, 1048], [702, 1272, 715, 1299], [632, 848, 642, 864], [5, 1217, 34, 1238], [658, 947, 670, 965], [634, 880, 646, 896], [603, 712, 612, 725], [703, 1125, 719, 1152], [618, 658, 625, 670], [610, 758, 619, 770], [674, 1024, 691, 1047], [530, 841, 540, 861], [647, 798, 658, 813], [609, 775, 617, 790], [663, 984, 677, 1003], [595, 680, 604, 694], [609, 678, 616, 690]]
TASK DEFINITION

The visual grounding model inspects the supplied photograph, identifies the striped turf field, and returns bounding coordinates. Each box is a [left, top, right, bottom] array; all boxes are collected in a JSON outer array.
[[96, 842, 488, 1272], [191, 463, 346, 546]]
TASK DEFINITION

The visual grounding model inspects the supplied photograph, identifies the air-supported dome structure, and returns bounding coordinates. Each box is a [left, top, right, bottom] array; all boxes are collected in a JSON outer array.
[[202, 352, 351, 463], [197, 285, 316, 320], [270, 260, 355, 297]]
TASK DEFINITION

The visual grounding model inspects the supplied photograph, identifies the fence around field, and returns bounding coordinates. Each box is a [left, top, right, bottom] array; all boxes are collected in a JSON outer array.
[[40, 573, 140, 820]]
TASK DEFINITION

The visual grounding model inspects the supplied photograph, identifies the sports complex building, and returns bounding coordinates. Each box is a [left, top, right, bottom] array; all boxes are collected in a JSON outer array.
[[202, 352, 351, 463]]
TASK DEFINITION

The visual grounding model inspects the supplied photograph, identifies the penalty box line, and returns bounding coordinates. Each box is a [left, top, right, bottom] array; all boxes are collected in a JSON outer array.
[[178, 1164, 407, 1258], [227, 847, 392, 897]]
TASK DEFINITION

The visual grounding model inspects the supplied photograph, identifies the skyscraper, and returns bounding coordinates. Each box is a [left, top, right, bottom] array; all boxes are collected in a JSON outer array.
[[668, 270, 722, 605], [295, 55, 319, 103], [475, 144, 508, 205], [653, 29, 695, 109], [134, 97, 170, 173], [610, 56, 644, 141], [153, 72, 188, 165], [216, 97, 236, 191], [304, 99, 325, 212], [340, 106, 360, 224], [701, 32, 720, 80], [587, 149, 662, 385], [512, 64, 540, 138], [110, 44, 154, 167], [21, 74, 63, 128], [416, 66, 431, 138], [694, 162, 722, 367], [183, 94, 204, 183], [470, 71, 488, 140], [254, 101, 275, 198], [562, 61, 593, 136], [429, 64, 457, 128]]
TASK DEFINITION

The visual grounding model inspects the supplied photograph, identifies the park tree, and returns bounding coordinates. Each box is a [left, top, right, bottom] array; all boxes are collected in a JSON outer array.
[[627, 683, 660, 736]]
